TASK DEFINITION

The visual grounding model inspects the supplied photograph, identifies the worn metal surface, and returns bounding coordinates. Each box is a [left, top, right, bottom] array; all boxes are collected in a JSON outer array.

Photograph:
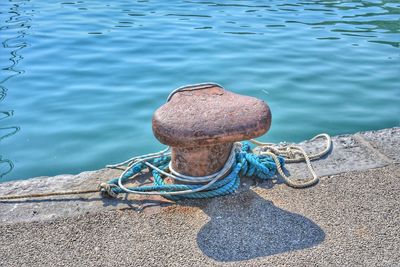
[[172, 143, 232, 177], [152, 86, 271, 147], [152, 85, 271, 176]]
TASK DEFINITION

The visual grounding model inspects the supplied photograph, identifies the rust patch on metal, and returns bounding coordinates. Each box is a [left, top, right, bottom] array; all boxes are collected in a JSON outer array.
[[152, 86, 271, 147], [152, 85, 272, 177], [172, 143, 232, 177]]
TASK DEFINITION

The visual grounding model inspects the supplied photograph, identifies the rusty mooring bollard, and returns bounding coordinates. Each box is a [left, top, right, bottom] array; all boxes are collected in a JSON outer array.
[[152, 84, 271, 178]]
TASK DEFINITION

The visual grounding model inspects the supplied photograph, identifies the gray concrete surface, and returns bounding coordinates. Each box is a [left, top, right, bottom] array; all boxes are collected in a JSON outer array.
[[0, 128, 399, 266]]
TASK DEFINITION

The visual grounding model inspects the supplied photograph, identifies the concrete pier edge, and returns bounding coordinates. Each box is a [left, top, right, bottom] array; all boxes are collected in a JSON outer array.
[[0, 127, 398, 224], [0, 128, 399, 266]]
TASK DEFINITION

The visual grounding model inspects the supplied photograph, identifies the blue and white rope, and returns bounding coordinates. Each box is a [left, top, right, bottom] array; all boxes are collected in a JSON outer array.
[[102, 142, 285, 200]]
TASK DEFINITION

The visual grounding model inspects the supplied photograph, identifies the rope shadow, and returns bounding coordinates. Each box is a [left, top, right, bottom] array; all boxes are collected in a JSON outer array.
[[191, 189, 325, 262], [0, 194, 172, 213]]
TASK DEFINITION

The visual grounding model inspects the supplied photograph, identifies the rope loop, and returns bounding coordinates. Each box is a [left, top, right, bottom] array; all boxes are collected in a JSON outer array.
[[101, 141, 287, 200], [100, 133, 331, 200], [0, 134, 331, 201]]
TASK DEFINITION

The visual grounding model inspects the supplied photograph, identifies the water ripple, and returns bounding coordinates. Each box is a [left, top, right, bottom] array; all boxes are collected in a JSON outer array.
[[0, 0, 32, 179], [1, 0, 399, 180]]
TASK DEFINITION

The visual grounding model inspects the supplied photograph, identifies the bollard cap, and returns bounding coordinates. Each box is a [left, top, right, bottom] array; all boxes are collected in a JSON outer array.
[[152, 85, 271, 147]]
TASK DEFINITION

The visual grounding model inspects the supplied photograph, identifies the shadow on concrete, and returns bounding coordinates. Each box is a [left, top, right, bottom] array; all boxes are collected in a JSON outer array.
[[0, 195, 172, 212], [195, 190, 325, 262]]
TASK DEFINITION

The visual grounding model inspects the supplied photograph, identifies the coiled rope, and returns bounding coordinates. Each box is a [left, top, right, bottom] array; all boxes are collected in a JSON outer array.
[[98, 133, 331, 200], [0, 83, 332, 200], [250, 133, 331, 188]]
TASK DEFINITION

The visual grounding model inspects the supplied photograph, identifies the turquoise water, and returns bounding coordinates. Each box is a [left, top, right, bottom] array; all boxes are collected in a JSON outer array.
[[1, 0, 399, 181]]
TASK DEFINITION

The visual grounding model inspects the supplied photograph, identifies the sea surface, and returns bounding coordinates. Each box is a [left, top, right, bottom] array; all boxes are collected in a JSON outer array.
[[1, 0, 399, 181]]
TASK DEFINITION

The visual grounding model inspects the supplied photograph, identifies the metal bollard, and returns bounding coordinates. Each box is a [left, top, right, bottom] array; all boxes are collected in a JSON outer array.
[[152, 84, 271, 178]]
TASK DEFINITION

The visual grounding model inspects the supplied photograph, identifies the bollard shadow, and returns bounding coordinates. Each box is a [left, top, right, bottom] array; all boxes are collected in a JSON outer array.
[[193, 190, 325, 262]]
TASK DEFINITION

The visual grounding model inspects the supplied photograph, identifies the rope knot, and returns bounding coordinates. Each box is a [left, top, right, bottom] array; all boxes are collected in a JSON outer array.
[[238, 149, 283, 180], [99, 183, 119, 198]]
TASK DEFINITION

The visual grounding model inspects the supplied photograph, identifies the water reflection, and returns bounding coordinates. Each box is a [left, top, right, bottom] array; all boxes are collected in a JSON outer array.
[[0, 156, 13, 179], [183, 0, 399, 47], [282, 0, 400, 47], [0, 0, 31, 178], [51, 0, 399, 47]]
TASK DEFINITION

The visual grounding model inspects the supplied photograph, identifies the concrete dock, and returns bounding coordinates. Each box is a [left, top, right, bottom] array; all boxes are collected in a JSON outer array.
[[0, 128, 399, 266]]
